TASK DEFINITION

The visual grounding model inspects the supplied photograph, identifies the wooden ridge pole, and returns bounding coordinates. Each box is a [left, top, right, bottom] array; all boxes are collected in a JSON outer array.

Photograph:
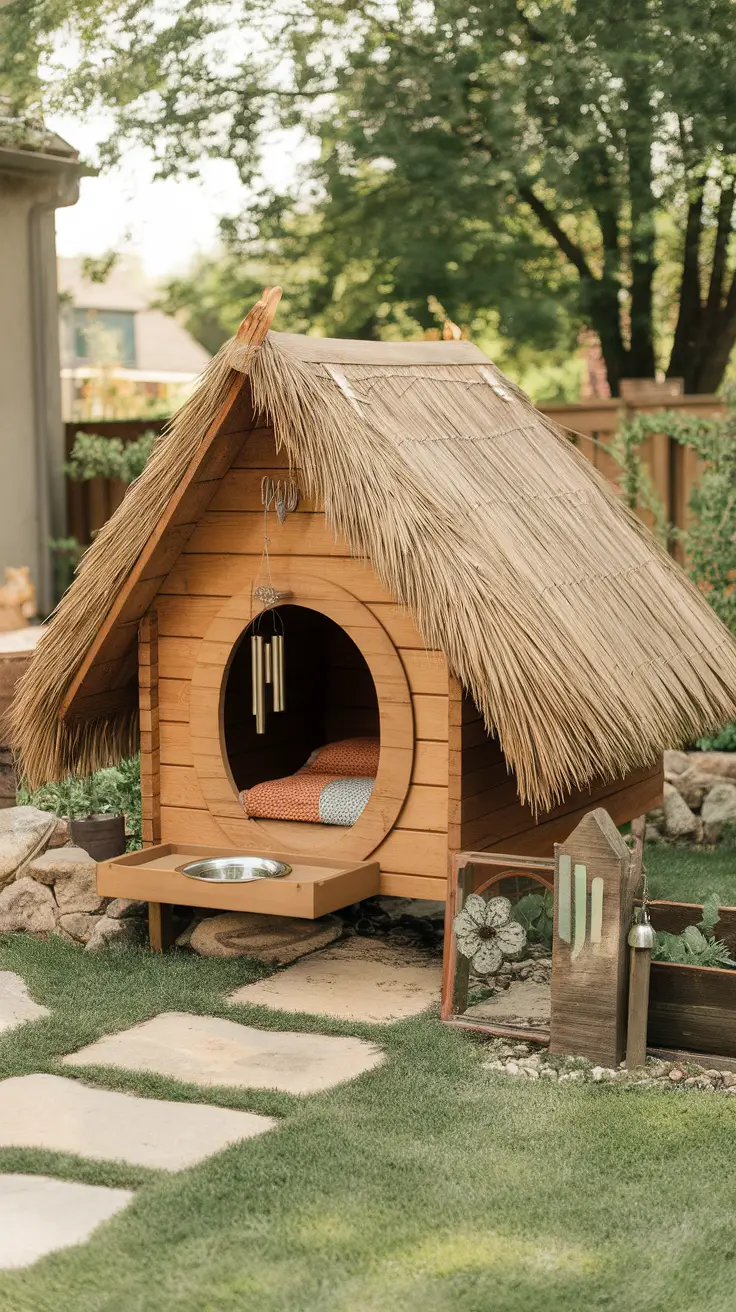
[[228, 286, 283, 371]]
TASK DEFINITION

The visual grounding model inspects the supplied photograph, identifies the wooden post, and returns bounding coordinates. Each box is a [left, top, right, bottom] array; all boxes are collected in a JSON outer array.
[[148, 901, 175, 953], [549, 807, 636, 1068], [626, 937, 652, 1068]]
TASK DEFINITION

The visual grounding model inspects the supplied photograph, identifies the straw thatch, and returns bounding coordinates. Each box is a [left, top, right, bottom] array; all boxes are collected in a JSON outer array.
[[11, 326, 736, 811]]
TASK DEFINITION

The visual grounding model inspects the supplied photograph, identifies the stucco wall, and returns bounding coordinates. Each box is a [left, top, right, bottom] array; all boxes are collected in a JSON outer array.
[[0, 170, 72, 612], [0, 175, 39, 594]]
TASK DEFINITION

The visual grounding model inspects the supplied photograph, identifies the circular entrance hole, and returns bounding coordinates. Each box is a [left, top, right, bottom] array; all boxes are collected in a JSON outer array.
[[223, 604, 380, 829]]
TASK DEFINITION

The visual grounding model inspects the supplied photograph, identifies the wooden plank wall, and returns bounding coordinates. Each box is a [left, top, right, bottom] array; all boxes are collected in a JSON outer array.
[[155, 424, 452, 901], [457, 688, 663, 858], [138, 611, 161, 846]]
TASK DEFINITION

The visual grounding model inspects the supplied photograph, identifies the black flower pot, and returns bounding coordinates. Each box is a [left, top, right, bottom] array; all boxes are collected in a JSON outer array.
[[70, 813, 126, 862]]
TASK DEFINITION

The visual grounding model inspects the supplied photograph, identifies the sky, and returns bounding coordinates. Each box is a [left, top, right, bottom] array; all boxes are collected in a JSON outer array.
[[49, 112, 307, 282]]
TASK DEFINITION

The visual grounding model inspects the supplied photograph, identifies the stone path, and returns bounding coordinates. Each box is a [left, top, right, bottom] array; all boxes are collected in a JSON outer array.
[[0, 921, 443, 1267], [0, 1074, 276, 1170], [229, 937, 441, 1023], [0, 971, 49, 1034], [0, 1174, 133, 1270], [64, 1011, 384, 1095]]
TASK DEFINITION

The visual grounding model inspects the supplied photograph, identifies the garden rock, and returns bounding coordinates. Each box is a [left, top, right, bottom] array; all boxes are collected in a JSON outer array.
[[57, 913, 101, 945], [46, 819, 70, 849], [0, 878, 56, 935], [700, 782, 736, 844], [0, 807, 56, 890], [663, 749, 690, 778], [481, 1038, 736, 1094], [27, 846, 103, 914], [644, 823, 665, 843], [106, 898, 146, 920], [672, 768, 718, 811], [85, 916, 143, 951], [662, 782, 700, 839], [189, 911, 342, 962], [689, 751, 736, 781]]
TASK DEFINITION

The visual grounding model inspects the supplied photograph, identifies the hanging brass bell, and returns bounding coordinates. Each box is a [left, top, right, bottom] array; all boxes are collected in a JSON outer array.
[[628, 909, 656, 950]]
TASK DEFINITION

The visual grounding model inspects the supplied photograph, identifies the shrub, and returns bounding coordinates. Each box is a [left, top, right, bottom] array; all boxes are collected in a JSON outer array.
[[65, 430, 157, 485]]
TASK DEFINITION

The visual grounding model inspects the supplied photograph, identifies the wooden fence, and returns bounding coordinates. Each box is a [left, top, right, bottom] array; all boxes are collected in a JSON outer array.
[[543, 393, 724, 549], [65, 393, 725, 548]]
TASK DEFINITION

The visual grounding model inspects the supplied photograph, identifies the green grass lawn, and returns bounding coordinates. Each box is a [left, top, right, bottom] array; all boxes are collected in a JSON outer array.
[[645, 841, 736, 906], [1, 935, 736, 1309]]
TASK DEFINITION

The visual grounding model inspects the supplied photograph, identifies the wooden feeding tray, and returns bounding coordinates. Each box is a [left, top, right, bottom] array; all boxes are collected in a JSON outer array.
[[97, 843, 380, 919]]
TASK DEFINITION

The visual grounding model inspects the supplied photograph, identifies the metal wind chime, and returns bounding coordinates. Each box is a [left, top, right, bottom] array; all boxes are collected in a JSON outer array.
[[251, 614, 286, 735], [250, 475, 299, 734]]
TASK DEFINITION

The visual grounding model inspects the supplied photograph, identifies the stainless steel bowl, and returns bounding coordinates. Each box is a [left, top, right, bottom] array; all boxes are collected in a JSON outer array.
[[176, 856, 292, 883]]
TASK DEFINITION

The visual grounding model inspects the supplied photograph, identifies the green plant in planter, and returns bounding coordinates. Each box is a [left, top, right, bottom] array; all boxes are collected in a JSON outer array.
[[18, 755, 142, 851], [511, 890, 554, 949], [653, 893, 736, 969]]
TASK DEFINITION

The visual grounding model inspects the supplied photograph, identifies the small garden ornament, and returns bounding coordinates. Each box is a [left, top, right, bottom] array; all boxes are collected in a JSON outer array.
[[453, 894, 526, 976]]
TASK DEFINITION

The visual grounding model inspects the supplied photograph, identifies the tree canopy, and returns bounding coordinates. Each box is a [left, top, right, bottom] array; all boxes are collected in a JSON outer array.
[[5, 0, 736, 393]]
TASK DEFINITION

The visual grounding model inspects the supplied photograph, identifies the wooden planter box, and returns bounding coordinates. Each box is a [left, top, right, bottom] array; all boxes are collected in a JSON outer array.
[[647, 900, 736, 1059]]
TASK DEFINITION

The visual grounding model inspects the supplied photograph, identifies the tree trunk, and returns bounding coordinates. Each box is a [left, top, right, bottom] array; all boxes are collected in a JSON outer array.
[[625, 73, 657, 378], [667, 178, 736, 393], [668, 182, 705, 387]]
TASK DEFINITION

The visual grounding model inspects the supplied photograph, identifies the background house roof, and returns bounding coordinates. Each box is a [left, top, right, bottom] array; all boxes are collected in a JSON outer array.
[[0, 117, 89, 177], [58, 257, 211, 376]]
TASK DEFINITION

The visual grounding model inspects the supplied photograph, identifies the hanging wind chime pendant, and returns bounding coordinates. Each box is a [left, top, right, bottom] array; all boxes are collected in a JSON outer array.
[[272, 633, 286, 712], [251, 634, 266, 734]]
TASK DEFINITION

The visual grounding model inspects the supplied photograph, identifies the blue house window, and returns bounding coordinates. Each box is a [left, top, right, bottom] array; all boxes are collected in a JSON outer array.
[[73, 309, 136, 367]]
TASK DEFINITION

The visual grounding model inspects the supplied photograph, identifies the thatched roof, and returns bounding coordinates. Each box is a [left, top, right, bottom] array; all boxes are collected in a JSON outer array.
[[11, 310, 736, 810]]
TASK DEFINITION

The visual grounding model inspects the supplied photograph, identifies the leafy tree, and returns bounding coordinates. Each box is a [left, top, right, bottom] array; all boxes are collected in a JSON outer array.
[[6, 0, 736, 393]]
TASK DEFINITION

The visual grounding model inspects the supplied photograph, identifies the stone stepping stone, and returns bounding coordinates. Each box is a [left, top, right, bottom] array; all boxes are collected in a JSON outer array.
[[464, 979, 551, 1027], [0, 971, 49, 1034], [0, 1074, 276, 1171], [0, 1174, 133, 1269], [228, 937, 442, 1023], [64, 1011, 383, 1095]]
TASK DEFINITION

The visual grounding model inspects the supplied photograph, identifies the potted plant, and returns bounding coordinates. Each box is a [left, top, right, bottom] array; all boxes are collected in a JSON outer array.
[[69, 774, 127, 862], [19, 757, 141, 861]]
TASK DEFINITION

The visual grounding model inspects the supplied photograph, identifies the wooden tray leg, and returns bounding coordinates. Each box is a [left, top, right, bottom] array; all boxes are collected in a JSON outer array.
[[148, 902, 175, 953]]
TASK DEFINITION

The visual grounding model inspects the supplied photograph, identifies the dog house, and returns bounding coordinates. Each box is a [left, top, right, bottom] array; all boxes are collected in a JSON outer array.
[[12, 288, 736, 947]]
